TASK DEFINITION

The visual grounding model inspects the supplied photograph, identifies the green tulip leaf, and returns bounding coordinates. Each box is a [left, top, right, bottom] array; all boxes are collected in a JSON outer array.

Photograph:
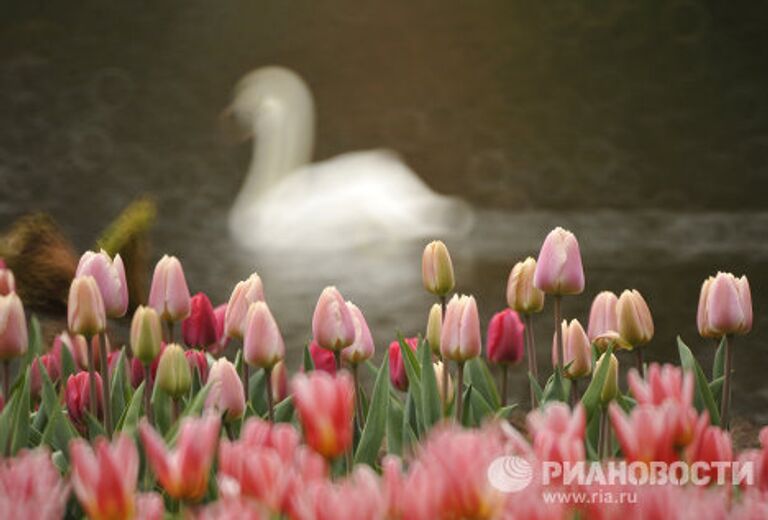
[[355, 355, 390, 467], [580, 346, 614, 423], [678, 337, 720, 425], [465, 357, 500, 410], [419, 341, 441, 428]]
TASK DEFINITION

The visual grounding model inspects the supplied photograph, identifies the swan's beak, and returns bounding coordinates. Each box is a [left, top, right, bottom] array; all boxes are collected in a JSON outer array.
[[218, 105, 253, 144]]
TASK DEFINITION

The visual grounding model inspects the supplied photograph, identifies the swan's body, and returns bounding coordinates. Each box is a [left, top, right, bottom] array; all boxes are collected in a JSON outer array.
[[228, 67, 473, 250]]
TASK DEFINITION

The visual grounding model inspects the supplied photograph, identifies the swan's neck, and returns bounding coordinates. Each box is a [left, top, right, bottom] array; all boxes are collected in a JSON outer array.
[[236, 95, 315, 206]]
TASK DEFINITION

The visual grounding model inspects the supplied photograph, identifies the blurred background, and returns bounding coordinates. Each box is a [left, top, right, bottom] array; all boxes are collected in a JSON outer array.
[[1, 1, 767, 420]]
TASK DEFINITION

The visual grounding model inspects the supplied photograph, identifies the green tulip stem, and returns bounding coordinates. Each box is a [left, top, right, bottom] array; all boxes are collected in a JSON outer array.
[[334, 350, 342, 372], [455, 361, 465, 422], [265, 366, 274, 423], [554, 295, 564, 371], [85, 334, 98, 417], [524, 313, 538, 409], [500, 364, 508, 408], [439, 294, 449, 416], [721, 335, 734, 430], [352, 364, 364, 429], [98, 332, 113, 437], [598, 406, 610, 459], [166, 321, 175, 343], [635, 348, 645, 378]]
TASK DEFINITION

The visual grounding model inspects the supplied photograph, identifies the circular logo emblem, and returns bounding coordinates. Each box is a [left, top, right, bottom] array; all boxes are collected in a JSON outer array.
[[487, 456, 534, 493]]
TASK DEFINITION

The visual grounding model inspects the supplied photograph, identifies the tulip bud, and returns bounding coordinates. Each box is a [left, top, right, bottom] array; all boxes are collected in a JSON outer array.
[[65, 372, 103, 433], [52, 332, 89, 371], [697, 272, 752, 338], [131, 306, 163, 364], [617, 289, 654, 347], [271, 360, 288, 402], [224, 273, 265, 340], [182, 293, 218, 348], [595, 353, 619, 405], [0, 265, 15, 296], [552, 319, 592, 379], [206, 358, 245, 421], [533, 227, 585, 295], [587, 291, 618, 341], [433, 361, 454, 406], [148, 255, 191, 322], [440, 294, 481, 362], [29, 354, 60, 398], [185, 349, 209, 384], [292, 371, 355, 459], [341, 302, 374, 365], [243, 301, 285, 369], [76, 250, 129, 318], [67, 276, 106, 337], [0, 292, 28, 361], [426, 303, 442, 355], [506, 257, 545, 313], [486, 308, 525, 365], [312, 286, 355, 351], [211, 303, 229, 356], [421, 240, 455, 296], [308, 340, 337, 374], [389, 337, 418, 392], [593, 331, 631, 353], [155, 344, 192, 399]]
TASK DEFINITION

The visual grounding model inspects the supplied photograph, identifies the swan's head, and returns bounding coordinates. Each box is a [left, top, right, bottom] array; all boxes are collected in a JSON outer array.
[[230, 66, 315, 138]]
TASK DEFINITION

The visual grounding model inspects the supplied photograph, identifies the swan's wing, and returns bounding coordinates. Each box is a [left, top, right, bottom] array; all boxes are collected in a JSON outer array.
[[236, 150, 474, 249]]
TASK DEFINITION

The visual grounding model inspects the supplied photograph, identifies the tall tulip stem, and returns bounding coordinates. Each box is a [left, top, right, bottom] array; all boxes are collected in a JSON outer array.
[[500, 365, 508, 408], [86, 334, 98, 417], [166, 321, 175, 343], [265, 366, 274, 422], [455, 361, 465, 422], [524, 313, 538, 408], [98, 332, 113, 436], [334, 350, 342, 372], [352, 364, 364, 429], [554, 295, 564, 370], [243, 364, 250, 402], [635, 349, 644, 378], [439, 295, 449, 415], [598, 407, 610, 459], [721, 335, 734, 430]]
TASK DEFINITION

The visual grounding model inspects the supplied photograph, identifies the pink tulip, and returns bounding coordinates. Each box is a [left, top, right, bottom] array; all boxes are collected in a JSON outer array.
[[486, 308, 525, 365], [243, 301, 285, 369], [294, 466, 386, 520], [587, 290, 618, 341], [182, 292, 218, 348], [52, 331, 89, 370], [533, 227, 585, 295], [421, 240, 455, 297], [0, 292, 27, 361], [609, 402, 678, 463], [685, 417, 733, 480], [617, 289, 654, 347], [140, 415, 221, 500], [67, 275, 106, 337], [440, 294, 481, 362], [65, 372, 103, 434], [341, 302, 375, 365], [129, 357, 145, 389], [551, 319, 592, 379], [185, 349, 209, 384], [135, 493, 164, 520], [388, 337, 418, 392], [0, 448, 69, 520], [0, 265, 15, 296], [506, 257, 544, 314], [148, 255, 191, 322], [211, 303, 229, 355], [76, 250, 128, 318], [224, 274, 265, 340], [206, 358, 245, 421], [70, 434, 138, 520], [29, 354, 60, 398], [527, 402, 586, 463], [308, 340, 337, 374], [312, 286, 355, 351], [698, 272, 752, 338], [292, 371, 355, 459], [272, 360, 288, 402]]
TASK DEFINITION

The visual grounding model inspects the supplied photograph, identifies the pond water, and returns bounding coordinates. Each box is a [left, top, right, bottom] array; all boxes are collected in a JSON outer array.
[[1, 1, 767, 421]]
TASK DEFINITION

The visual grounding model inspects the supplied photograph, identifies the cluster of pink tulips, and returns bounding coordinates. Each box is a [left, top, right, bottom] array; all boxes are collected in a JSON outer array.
[[0, 225, 761, 519]]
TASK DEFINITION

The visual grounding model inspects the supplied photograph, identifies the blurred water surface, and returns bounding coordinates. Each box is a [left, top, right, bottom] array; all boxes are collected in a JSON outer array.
[[1, 1, 767, 420]]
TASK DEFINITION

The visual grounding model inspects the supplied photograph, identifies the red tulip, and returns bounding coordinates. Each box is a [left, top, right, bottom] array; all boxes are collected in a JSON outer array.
[[185, 349, 209, 384], [182, 293, 218, 348], [486, 308, 525, 365], [65, 372, 103, 433], [211, 303, 229, 355], [308, 340, 336, 374], [388, 337, 418, 392], [527, 402, 586, 463]]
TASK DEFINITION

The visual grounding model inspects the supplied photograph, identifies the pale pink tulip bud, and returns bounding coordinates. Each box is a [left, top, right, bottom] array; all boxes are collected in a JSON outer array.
[[440, 294, 481, 362], [697, 272, 752, 338], [76, 250, 128, 318], [0, 292, 27, 361], [139, 415, 220, 500], [617, 289, 654, 347], [211, 303, 229, 355], [486, 308, 525, 365], [69, 435, 138, 520], [224, 273, 265, 340], [595, 353, 619, 405], [206, 358, 245, 422], [243, 301, 285, 369], [341, 302, 374, 365], [292, 371, 355, 459], [131, 306, 163, 364], [433, 361, 454, 406], [533, 227, 585, 295], [587, 291, 618, 341], [593, 330, 631, 352], [422, 240, 455, 296], [312, 286, 355, 351], [0, 265, 15, 296], [552, 319, 592, 379], [148, 255, 191, 322], [67, 275, 106, 337], [506, 257, 544, 313], [426, 303, 442, 355]]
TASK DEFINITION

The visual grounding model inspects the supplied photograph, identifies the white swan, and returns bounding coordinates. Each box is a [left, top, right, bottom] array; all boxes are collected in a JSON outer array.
[[228, 66, 473, 251]]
